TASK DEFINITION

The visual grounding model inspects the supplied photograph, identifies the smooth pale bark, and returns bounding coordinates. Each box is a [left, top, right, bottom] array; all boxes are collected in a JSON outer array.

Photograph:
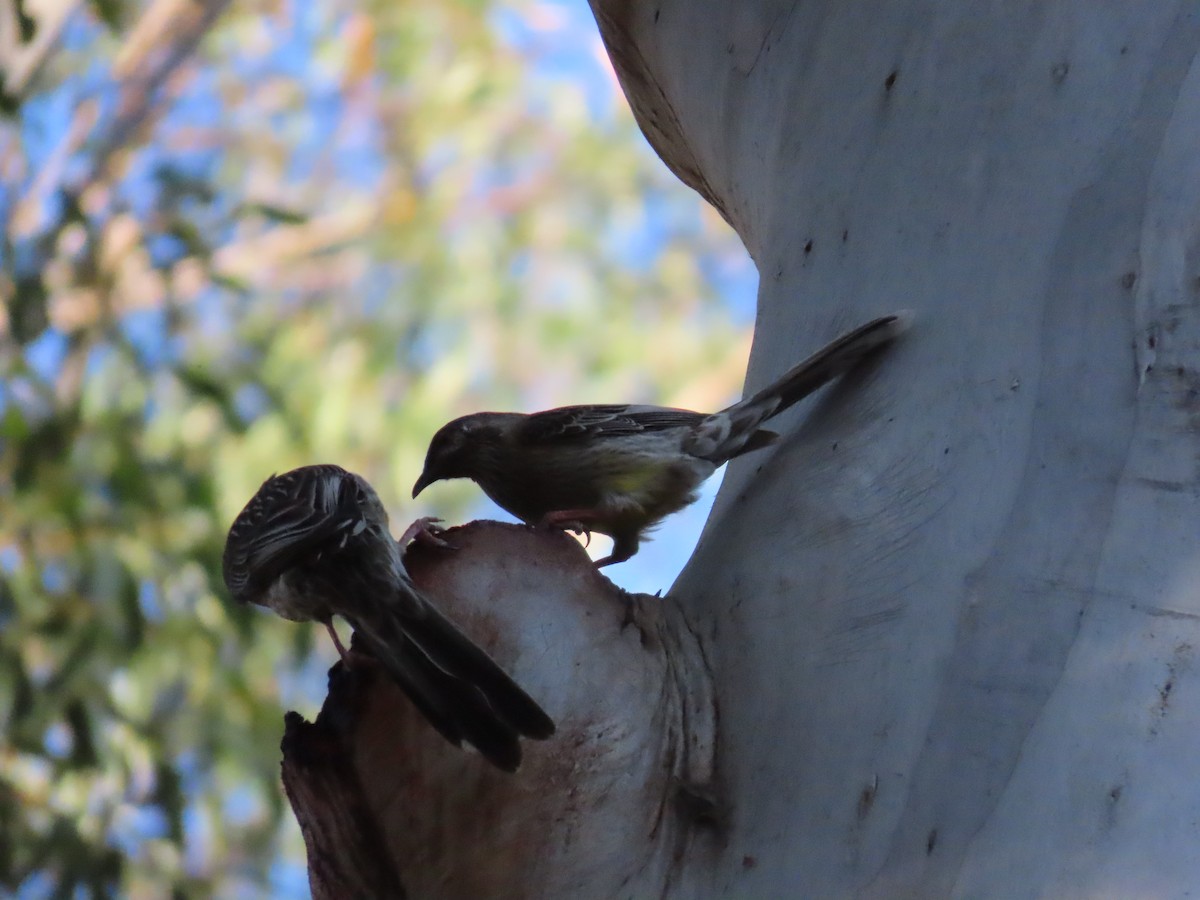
[[589, 1, 1200, 897]]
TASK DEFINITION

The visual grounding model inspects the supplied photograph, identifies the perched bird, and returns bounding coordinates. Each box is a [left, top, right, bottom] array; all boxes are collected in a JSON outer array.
[[413, 312, 911, 566], [222, 464, 555, 771]]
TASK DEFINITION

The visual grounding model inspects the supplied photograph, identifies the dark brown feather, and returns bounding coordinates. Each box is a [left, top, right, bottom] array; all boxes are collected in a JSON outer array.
[[413, 312, 912, 566], [224, 464, 554, 770]]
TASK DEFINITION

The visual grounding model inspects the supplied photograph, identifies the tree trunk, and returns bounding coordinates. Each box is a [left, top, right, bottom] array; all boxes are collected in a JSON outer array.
[[283, 523, 717, 898], [284, 1, 1200, 896], [597, 0, 1200, 896]]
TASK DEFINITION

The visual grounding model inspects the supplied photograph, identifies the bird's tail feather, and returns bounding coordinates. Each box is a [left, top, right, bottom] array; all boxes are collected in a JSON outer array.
[[355, 618, 526, 771], [346, 590, 554, 770], [703, 311, 912, 462], [754, 310, 912, 411], [395, 597, 555, 739]]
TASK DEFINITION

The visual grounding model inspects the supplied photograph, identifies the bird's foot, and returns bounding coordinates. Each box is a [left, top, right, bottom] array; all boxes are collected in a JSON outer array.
[[398, 516, 455, 549], [539, 508, 599, 543], [593, 539, 636, 568], [323, 620, 353, 666]]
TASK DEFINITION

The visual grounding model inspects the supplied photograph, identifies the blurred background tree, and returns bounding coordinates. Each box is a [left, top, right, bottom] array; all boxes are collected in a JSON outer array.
[[0, 0, 752, 894]]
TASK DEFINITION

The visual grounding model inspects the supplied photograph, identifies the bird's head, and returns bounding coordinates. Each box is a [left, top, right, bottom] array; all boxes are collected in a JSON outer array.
[[413, 413, 508, 497], [349, 470, 390, 524], [222, 463, 386, 605]]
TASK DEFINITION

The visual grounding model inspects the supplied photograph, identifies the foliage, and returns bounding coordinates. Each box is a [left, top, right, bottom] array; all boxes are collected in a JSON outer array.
[[0, 0, 749, 893]]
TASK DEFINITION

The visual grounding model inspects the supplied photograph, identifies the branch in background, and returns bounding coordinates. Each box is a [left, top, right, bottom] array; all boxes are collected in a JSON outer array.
[[83, 0, 233, 186], [212, 203, 377, 284], [0, 0, 80, 104]]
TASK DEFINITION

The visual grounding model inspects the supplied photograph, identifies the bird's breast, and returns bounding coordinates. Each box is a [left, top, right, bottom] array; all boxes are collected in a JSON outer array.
[[258, 572, 332, 623], [477, 438, 715, 533]]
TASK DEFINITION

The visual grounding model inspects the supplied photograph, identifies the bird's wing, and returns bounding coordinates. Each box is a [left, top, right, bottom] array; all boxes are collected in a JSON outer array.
[[348, 582, 555, 768], [347, 611, 528, 770], [516, 404, 707, 443], [388, 587, 556, 739], [222, 465, 359, 601]]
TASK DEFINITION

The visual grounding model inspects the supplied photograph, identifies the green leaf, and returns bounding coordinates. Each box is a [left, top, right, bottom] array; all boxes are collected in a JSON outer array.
[[0, 73, 19, 117], [64, 701, 98, 768], [236, 202, 308, 225], [15, 0, 36, 42], [165, 219, 211, 260], [209, 272, 252, 295], [153, 165, 217, 203], [88, 0, 122, 31], [9, 275, 48, 345]]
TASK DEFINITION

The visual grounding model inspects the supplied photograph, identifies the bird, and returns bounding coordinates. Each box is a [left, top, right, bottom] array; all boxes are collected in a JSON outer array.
[[222, 463, 555, 771], [412, 312, 911, 566]]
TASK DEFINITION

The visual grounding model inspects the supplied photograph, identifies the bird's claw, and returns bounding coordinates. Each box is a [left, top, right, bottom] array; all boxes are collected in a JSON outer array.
[[558, 521, 591, 545], [399, 516, 455, 549], [537, 517, 592, 545], [540, 510, 596, 544]]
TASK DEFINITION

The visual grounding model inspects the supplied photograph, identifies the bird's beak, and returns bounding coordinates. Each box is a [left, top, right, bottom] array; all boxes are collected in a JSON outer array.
[[412, 471, 433, 498]]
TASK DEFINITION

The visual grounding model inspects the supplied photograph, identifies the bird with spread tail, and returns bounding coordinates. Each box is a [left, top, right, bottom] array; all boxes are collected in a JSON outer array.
[[222, 464, 555, 771], [413, 312, 911, 566]]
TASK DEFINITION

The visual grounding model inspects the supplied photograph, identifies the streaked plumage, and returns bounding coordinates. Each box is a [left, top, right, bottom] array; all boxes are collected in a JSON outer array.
[[413, 312, 911, 566], [223, 464, 554, 771]]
